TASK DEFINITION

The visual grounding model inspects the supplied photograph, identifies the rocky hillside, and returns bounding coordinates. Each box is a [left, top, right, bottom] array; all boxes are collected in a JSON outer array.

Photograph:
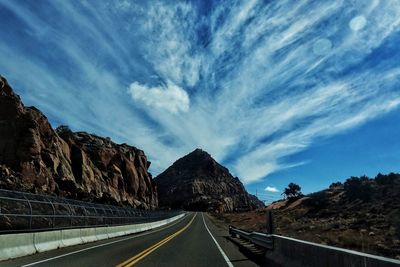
[[154, 148, 264, 212], [214, 173, 400, 259], [0, 76, 157, 209]]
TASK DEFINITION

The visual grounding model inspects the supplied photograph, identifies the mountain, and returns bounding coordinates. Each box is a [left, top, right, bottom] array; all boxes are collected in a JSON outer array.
[[154, 148, 264, 212], [0, 75, 157, 209]]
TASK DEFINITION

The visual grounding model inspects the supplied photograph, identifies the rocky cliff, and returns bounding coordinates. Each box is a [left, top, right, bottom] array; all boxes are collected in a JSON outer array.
[[154, 148, 264, 212], [0, 76, 157, 209]]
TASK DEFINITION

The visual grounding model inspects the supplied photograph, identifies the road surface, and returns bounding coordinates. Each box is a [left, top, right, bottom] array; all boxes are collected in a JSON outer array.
[[2, 213, 259, 267]]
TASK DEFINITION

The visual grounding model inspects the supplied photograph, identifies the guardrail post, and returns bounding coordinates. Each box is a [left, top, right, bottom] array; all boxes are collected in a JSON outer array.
[[66, 203, 73, 227], [22, 194, 33, 230], [266, 210, 274, 234], [228, 226, 236, 238], [82, 205, 89, 227], [47, 198, 56, 229]]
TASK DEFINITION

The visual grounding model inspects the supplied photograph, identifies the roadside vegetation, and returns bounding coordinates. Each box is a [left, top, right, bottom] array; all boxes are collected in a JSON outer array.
[[211, 173, 400, 259]]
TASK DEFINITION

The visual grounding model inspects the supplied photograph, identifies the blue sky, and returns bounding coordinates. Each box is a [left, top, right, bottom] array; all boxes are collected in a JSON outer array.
[[1, 0, 400, 202]]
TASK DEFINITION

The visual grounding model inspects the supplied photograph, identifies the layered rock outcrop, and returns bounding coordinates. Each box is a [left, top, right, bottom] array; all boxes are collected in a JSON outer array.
[[154, 148, 264, 212], [0, 76, 157, 209]]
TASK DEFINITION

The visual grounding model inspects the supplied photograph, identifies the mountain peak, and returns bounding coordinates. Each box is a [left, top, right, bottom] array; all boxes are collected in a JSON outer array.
[[154, 149, 264, 211], [160, 148, 230, 182], [192, 148, 205, 153], [186, 148, 212, 160]]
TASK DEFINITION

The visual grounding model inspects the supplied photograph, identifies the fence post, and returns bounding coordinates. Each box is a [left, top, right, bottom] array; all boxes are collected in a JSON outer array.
[[266, 210, 274, 234], [66, 203, 73, 227], [22, 194, 33, 230], [45, 197, 56, 229]]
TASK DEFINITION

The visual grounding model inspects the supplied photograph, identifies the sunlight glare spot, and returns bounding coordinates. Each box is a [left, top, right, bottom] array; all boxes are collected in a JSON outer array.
[[312, 38, 332, 56], [349, 15, 367, 31]]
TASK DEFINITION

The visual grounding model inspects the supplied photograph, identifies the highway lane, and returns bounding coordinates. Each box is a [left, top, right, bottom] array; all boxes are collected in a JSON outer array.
[[128, 213, 231, 267], [2, 212, 259, 267]]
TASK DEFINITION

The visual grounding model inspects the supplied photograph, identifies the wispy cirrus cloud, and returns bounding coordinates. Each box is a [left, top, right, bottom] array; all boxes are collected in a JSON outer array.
[[0, 0, 400, 186]]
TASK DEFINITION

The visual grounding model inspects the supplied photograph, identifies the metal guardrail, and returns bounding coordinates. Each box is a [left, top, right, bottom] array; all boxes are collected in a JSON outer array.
[[229, 226, 274, 250], [228, 210, 274, 250], [0, 189, 181, 234]]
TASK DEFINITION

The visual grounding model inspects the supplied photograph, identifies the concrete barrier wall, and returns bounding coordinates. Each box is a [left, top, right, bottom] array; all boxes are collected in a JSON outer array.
[[264, 235, 400, 267], [0, 213, 185, 262], [80, 228, 98, 243], [0, 233, 36, 261], [61, 228, 84, 247], [95, 226, 109, 240], [34, 231, 62, 253]]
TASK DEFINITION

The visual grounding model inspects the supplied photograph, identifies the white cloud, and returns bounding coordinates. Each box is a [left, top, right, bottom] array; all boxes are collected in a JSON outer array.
[[265, 186, 279, 193], [136, 2, 202, 87], [128, 81, 190, 114], [2, 0, 400, 184]]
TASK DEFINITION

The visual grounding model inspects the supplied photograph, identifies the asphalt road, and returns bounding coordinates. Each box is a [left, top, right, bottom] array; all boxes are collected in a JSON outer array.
[[2, 213, 259, 267]]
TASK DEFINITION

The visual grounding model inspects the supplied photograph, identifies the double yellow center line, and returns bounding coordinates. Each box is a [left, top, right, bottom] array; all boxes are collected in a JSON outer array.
[[116, 213, 197, 267]]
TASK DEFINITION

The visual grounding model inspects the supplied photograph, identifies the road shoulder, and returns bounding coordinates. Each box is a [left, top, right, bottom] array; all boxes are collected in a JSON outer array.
[[205, 213, 260, 267]]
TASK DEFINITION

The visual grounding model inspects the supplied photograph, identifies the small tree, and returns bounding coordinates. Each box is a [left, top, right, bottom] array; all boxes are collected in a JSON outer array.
[[282, 182, 303, 200]]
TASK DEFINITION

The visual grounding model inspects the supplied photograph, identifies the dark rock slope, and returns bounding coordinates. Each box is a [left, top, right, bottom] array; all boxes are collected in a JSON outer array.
[[154, 148, 264, 212], [0, 76, 157, 209]]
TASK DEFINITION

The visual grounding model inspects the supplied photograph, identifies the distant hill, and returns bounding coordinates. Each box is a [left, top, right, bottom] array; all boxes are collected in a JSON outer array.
[[215, 173, 400, 259], [154, 148, 264, 212]]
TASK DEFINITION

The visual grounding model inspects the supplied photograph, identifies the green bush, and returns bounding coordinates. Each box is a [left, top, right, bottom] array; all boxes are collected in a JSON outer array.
[[375, 172, 399, 185]]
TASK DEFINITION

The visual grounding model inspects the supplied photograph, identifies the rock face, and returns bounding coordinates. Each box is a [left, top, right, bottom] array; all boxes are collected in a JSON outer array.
[[154, 148, 264, 212], [0, 76, 157, 209]]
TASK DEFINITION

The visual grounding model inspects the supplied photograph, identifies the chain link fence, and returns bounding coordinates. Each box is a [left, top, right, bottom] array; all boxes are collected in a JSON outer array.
[[0, 189, 180, 233]]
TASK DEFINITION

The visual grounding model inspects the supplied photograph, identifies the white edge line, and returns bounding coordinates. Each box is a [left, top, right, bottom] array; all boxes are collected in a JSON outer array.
[[202, 213, 234, 267], [21, 213, 188, 267], [273, 234, 400, 264]]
